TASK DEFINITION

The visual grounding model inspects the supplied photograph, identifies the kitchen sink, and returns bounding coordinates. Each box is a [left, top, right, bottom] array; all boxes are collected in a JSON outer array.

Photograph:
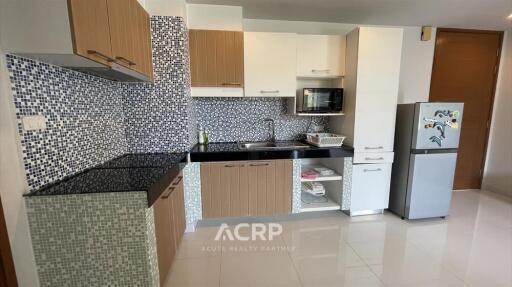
[[238, 141, 311, 150]]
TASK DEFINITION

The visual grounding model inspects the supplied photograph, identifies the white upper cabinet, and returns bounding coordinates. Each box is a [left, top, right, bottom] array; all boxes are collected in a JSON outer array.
[[244, 32, 297, 97], [353, 27, 403, 152], [297, 34, 345, 78], [330, 27, 403, 152]]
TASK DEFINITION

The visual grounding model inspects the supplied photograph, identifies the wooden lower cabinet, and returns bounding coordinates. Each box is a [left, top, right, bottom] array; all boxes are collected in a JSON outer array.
[[154, 174, 185, 285], [201, 160, 292, 218]]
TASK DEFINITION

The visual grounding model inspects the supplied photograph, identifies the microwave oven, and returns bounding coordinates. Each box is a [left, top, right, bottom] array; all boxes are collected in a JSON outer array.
[[297, 88, 343, 114]]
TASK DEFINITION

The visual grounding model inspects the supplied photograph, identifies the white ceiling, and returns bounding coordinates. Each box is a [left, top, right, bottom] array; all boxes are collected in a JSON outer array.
[[186, 0, 512, 30]]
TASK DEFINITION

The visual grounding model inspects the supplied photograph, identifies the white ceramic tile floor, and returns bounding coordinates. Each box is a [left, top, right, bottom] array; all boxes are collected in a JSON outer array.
[[164, 190, 512, 287]]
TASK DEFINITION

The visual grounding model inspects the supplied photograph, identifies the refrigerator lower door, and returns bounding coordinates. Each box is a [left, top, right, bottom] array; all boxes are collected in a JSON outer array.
[[406, 152, 457, 219]]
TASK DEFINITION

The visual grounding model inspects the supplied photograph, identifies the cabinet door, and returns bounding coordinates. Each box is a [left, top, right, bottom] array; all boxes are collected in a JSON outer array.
[[189, 30, 244, 88], [132, 2, 153, 79], [171, 176, 186, 245], [68, 0, 114, 65], [353, 27, 403, 153], [350, 163, 392, 212], [153, 190, 175, 286], [106, 0, 136, 69], [244, 32, 297, 97], [200, 162, 249, 218], [297, 35, 345, 78], [247, 160, 292, 215]]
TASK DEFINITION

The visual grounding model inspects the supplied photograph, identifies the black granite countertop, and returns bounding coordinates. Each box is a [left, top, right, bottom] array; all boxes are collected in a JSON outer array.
[[25, 152, 188, 207], [189, 142, 354, 162]]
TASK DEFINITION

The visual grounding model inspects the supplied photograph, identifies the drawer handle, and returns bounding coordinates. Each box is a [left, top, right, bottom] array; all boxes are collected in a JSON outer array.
[[364, 146, 384, 150], [87, 50, 114, 62], [260, 90, 280, 94], [224, 164, 241, 167], [364, 168, 382, 172], [162, 187, 175, 199], [222, 82, 241, 86], [249, 163, 269, 167], [115, 56, 136, 66], [311, 69, 330, 72], [365, 157, 384, 160], [172, 176, 183, 185]]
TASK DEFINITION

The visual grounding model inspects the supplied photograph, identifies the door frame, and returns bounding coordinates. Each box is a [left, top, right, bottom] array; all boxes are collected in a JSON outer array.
[[0, 196, 18, 287], [430, 28, 504, 189]]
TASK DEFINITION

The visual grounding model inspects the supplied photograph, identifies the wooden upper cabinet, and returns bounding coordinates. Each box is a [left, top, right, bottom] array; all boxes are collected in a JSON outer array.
[[68, 0, 153, 80], [106, 0, 136, 69], [68, 0, 114, 65], [189, 30, 244, 87]]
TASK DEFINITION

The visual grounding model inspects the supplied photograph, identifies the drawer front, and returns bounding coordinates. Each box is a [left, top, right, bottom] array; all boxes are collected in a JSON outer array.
[[350, 163, 392, 212], [353, 152, 394, 164]]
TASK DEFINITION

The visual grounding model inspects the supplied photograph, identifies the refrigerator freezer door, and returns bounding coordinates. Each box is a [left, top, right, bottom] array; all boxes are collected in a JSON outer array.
[[406, 152, 457, 219], [412, 102, 464, 150]]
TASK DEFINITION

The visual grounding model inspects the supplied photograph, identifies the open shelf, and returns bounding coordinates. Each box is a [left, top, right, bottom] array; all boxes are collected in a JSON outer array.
[[300, 197, 341, 212], [301, 165, 343, 182], [297, 112, 345, 116]]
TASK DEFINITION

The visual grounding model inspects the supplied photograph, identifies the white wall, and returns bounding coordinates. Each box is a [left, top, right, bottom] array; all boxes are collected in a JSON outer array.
[[483, 30, 512, 197], [397, 27, 437, 104], [139, 0, 186, 18], [243, 19, 356, 35], [186, 4, 243, 31], [0, 48, 40, 287]]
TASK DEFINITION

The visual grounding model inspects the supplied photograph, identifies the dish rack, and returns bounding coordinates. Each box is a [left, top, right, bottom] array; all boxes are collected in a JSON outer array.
[[305, 133, 346, 147]]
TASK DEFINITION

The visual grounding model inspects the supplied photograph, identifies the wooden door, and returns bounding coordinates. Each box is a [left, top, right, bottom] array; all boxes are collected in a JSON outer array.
[[200, 160, 292, 219], [171, 176, 186, 246], [0, 197, 17, 287], [429, 29, 503, 189], [106, 0, 137, 69], [153, 189, 175, 286], [244, 32, 297, 97], [200, 162, 249, 218], [189, 30, 244, 87], [247, 160, 293, 215], [68, 0, 114, 65]]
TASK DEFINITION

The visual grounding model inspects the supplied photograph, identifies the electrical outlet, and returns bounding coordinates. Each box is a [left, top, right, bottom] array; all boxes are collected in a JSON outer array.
[[22, 115, 47, 131]]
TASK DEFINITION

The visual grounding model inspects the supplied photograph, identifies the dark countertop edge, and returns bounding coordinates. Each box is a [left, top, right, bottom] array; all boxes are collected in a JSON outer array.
[[23, 152, 189, 208], [189, 144, 354, 162]]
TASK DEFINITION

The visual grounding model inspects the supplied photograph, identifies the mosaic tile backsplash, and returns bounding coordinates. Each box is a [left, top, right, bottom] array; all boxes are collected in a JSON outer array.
[[6, 55, 128, 190], [122, 16, 195, 153], [194, 97, 327, 142], [7, 16, 193, 190]]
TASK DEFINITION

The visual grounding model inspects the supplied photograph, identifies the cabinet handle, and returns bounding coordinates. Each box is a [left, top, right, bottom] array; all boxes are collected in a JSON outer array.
[[115, 56, 136, 66], [224, 164, 239, 167], [311, 69, 330, 72], [363, 168, 382, 172], [172, 176, 183, 185], [221, 82, 241, 86], [162, 187, 175, 199], [260, 90, 280, 94], [365, 157, 384, 160], [364, 146, 384, 150], [249, 163, 269, 167], [87, 50, 114, 62]]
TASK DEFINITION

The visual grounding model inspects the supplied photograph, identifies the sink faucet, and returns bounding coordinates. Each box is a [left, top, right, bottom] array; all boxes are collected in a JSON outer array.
[[264, 118, 276, 142]]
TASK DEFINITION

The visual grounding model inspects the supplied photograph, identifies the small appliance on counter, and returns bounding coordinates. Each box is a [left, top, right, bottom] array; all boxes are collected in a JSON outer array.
[[297, 88, 343, 114], [390, 102, 464, 220]]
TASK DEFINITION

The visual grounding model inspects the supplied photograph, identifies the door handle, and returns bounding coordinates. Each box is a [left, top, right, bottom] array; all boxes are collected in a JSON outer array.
[[364, 146, 384, 150], [172, 176, 183, 185], [311, 69, 330, 73], [87, 50, 114, 62], [221, 82, 242, 86], [363, 168, 382, 172], [162, 187, 175, 199], [224, 164, 242, 167], [249, 163, 269, 167], [365, 157, 384, 160], [115, 56, 136, 66], [260, 90, 280, 94]]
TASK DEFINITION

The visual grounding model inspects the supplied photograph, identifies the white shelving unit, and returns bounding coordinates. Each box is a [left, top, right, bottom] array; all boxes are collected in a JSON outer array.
[[300, 160, 344, 213]]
